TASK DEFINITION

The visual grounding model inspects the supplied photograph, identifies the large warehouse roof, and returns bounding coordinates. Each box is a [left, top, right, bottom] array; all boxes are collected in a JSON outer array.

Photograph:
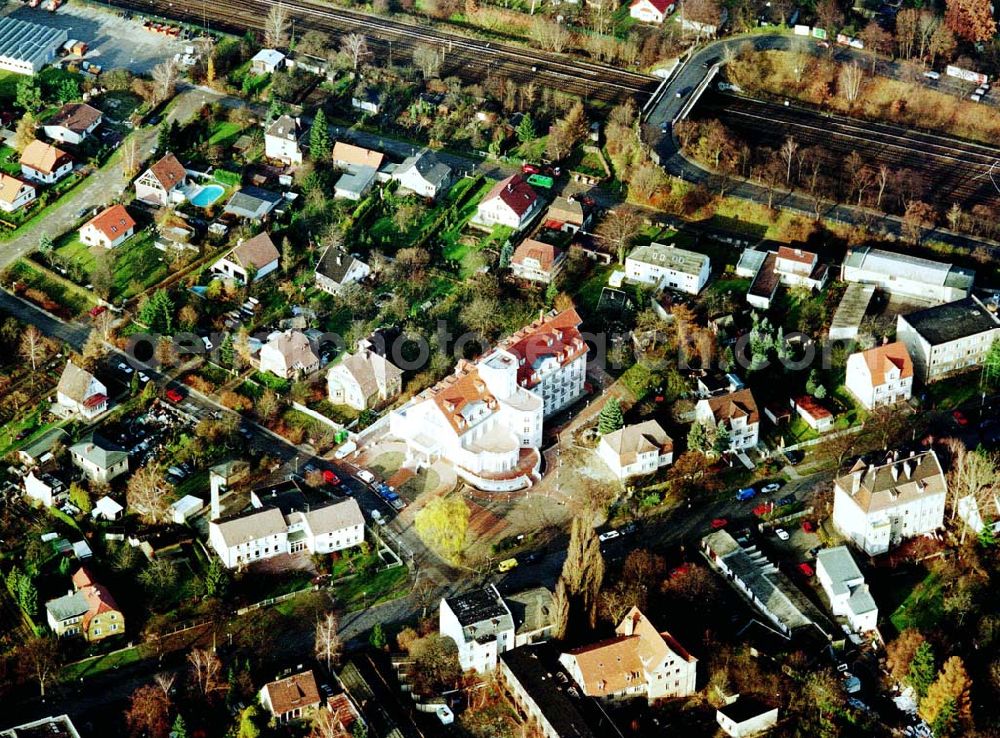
[[0, 17, 66, 72]]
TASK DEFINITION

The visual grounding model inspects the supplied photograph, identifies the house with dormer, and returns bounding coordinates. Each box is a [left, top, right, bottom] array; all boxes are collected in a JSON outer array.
[[475, 174, 541, 231], [45, 567, 124, 642], [0, 173, 36, 213], [135, 152, 187, 207], [79, 204, 136, 249], [694, 389, 759, 453], [56, 360, 107, 420], [265, 115, 303, 165], [845, 341, 914, 410], [559, 607, 697, 703]]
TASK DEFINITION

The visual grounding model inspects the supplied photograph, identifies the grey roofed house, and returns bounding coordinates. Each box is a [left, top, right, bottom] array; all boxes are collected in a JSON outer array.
[[299, 497, 365, 533], [18, 427, 70, 465], [834, 451, 946, 515], [334, 165, 376, 199], [816, 547, 864, 598], [69, 436, 127, 470], [339, 350, 403, 397], [392, 149, 452, 195], [230, 232, 280, 271], [600, 420, 673, 466], [45, 589, 89, 623], [0, 715, 83, 738], [628, 242, 709, 277], [505, 586, 554, 638], [212, 506, 287, 548], [224, 186, 283, 220], [898, 296, 1000, 345], [315, 245, 370, 292], [266, 114, 299, 142], [829, 283, 876, 341], [445, 586, 515, 637]]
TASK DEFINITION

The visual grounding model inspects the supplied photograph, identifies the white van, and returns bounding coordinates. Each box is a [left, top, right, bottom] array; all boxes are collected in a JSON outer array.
[[356, 469, 376, 485]]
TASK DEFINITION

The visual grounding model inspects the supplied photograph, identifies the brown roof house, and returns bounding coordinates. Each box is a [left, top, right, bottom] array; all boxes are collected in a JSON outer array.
[[559, 607, 697, 703], [80, 204, 136, 249], [327, 344, 404, 412], [259, 329, 320, 380], [475, 174, 541, 231], [45, 567, 124, 642], [511, 239, 565, 285], [135, 152, 187, 207], [20, 140, 74, 184], [598, 419, 673, 481], [332, 141, 384, 171], [0, 172, 36, 213], [43, 102, 102, 145], [56, 360, 108, 420], [212, 232, 280, 283], [832, 450, 946, 556], [790, 395, 834, 433], [694, 388, 760, 455], [259, 669, 321, 723], [543, 196, 588, 233], [845, 341, 914, 410]]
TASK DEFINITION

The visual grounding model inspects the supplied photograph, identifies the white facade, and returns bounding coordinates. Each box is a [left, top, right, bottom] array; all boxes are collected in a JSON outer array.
[[23, 471, 65, 507], [832, 452, 946, 556], [815, 546, 878, 633], [475, 175, 541, 231], [80, 220, 133, 249], [439, 585, 515, 673], [845, 342, 913, 410], [629, 0, 674, 23], [21, 158, 72, 184], [0, 174, 36, 213], [895, 297, 1000, 384], [250, 48, 286, 74], [694, 389, 759, 453], [717, 700, 779, 738], [264, 116, 302, 165], [842, 247, 973, 304], [0, 18, 67, 75], [598, 420, 673, 481], [625, 242, 710, 295], [258, 330, 320, 379]]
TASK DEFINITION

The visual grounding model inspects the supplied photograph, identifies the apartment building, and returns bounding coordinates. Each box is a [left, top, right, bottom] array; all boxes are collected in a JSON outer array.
[[624, 242, 710, 295]]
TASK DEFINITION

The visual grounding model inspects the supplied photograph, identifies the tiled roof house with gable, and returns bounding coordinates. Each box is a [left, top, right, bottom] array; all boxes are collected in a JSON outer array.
[[630, 0, 676, 23], [694, 388, 760, 453], [212, 231, 280, 283], [56, 360, 107, 420], [80, 204, 136, 249], [265, 114, 303, 165], [832, 450, 947, 556], [0, 172, 36, 213], [392, 148, 453, 199], [315, 245, 371, 294], [598, 419, 673, 480], [259, 329, 320, 379], [390, 308, 587, 490], [135, 152, 187, 207], [45, 566, 124, 641], [20, 139, 73, 183], [70, 435, 128, 483], [259, 670, 321, 722], [511, 239, 565, 284], [43, 102, 102, 145], [559, 607, 697, 703], [327, 348, 403, 411], [475, 173, 541, 231], [845, 341, 914, 410]]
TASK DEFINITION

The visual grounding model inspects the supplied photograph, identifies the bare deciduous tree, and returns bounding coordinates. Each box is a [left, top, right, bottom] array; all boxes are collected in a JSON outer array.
[[153, 671, 176, 699], [839, 61, 865, 103], [597, 206, 643, 264], [341, 33, 370, 73], [413, 44, 444, 79], [943, 438, 997, 541], [127, 465, 172, 525], [19, 325, 48, 373], [314, 611, 342, 671], [779, 136, 798, 185], [151, 59, 179, 105], [18, 637, 59, 697], [187, 648, 223, 697], [264, 2, 290, 48], [121, 135, 140, 178]]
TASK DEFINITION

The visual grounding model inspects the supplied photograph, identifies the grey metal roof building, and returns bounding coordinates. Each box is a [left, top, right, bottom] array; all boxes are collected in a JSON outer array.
[[1, 715, 82, 738], [842, 247, 974, 304], [0, 18, 68, 76]]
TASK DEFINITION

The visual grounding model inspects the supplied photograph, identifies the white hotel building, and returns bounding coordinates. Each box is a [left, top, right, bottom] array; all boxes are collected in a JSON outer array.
[[390, 309, 587, 491]]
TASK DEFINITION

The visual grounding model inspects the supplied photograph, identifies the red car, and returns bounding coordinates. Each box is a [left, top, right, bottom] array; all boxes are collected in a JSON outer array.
[[165, 388, 183, 403], [88, 305, 107, 318], [670, 564, 690, 578], [521, 163, 541, 175], [953, 410, 969, 426], [322, 469, 340, 485], [710, 518, 728, 529], [802, 520, 815, 533], [798, 563, 815, 577], [753, 503, 771, 518]]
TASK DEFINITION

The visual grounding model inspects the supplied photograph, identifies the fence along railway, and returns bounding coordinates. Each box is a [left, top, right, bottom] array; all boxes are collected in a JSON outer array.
[[107, 0, 659, 104]]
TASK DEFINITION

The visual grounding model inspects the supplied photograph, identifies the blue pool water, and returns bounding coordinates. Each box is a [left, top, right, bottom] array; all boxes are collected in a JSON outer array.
[[189, 184, 225, 207]]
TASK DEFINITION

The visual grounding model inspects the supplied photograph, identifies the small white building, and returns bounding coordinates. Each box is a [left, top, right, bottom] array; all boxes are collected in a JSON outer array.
[[717, 697, 779, 738], [392, 149, 452, 199], [212, 232, 280, 283], [264, 115, 302, 165], [43, 102, 102, 145], [0, 17, 68, 75], [56, 361, 108, 420], [170, 495, 205, 524], [832, 451, 947, 556], [20, 140, 73, 184], [333, 165, 376, 201], [439, 585, 515, 673], [250, 48, 286, 74], [0, 173, 36, 213], [598, 419, 673, 481], [845, 341, 914, 410], [694, 389, 760, 453], [91, 496, 124, 522], [790, 395, 834, 433], [23, 470, 67, 508], [79, 204, 136, 249], [815, 546, 878, 633], [475, 174, 541, 231], [259, 330, 320, 379], [629, 0, 675, 23], [624, 242, 710, 295]]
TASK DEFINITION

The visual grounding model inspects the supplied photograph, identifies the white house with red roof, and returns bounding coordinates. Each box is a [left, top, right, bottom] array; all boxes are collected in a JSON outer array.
[[80, 204, 136, 249], [0, 173, 36, 213], [135, 152, 187, 207], [389, 308, 587, 490], [510, 239, 565, 284], [475, 174, 541, 231], [845, 341, 913, 410], [630, 0, 675, 23]]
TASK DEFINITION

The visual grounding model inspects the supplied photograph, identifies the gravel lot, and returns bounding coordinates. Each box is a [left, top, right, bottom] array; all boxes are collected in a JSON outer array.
[[8, 2, 186, 74]]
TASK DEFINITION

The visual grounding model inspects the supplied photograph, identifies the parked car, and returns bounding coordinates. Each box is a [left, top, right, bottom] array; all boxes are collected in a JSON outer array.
[[165, 388, 184, 403], [498, 557, 518, 573], [356, 469, 376, 485], [88, 305, 107, 318], [752, 503, 771, 517], [784, 450, 805, 465], [117, 361, 133, 375], [923, 70, 941, 80], [761, 482, 782, 493], [736, 487, 756, 501], [798, 562, 815, 577], [775, 528, 790, 541], [670, 563, 690, 578], [953, 409, 969, 426], [322, 469, 340, 486], [802, 520, 816, 533], [598, 530, 620, 542], [777, 495, 795, 506], [521, 163, 541, 175], [370, 509, 385, 525], [710, 518, 728, 529]]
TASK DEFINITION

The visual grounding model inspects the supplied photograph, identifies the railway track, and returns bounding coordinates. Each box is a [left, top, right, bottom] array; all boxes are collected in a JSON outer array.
[[698, 92, 1000, 210], [106, 0, 658, 104]]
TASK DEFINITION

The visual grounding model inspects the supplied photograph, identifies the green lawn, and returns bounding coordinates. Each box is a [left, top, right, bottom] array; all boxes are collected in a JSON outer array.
[[5, 259, 96, 316], [890, 572, 945, 633], [207, 121, 243, 147], [0, 70, 18, 103], [95, 90, 145, 122], [53, 230, 168, 301], [574, 263, 617, 317], [0, 146, 20, 176]]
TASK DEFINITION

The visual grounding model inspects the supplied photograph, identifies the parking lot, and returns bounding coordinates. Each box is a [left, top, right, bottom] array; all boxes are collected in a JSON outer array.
[[10, 3, 187, 74]]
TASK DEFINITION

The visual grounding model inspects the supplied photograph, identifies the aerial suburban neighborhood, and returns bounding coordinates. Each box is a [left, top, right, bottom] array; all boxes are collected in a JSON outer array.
[[0, 0, 998, 736]]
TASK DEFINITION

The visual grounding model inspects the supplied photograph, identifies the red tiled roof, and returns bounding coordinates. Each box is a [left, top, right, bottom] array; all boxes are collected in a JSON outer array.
[[793, 395, 833, 419], [483, 174, 537, 217], [776, 246, 817, 265], [84, 204, 136, 242], [263, 670, 321, 717], [432, 367, 500, 435], [147, 153, 186, 190], [512, 239, 563, 272], [630, 0, 674, 12], [20, 140, 72, 175], [861, 341, 913, 386], [498, 308, 587, 389]]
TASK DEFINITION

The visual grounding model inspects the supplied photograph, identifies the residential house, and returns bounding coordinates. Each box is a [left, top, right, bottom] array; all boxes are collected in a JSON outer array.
[[737, 246, 827, 310], [45, 567, 124, 641], [79, 204, 136, 249], [625, 242, 711, 295], [507, 587, 555, 647], [135, 152, 187, 207], [499, 645, 626, 738], [17, 427, 69, 466], [790, 395, 834, 433], [0, 715, 82, 738], [265, 115, 303, 165], [543, 196, 587, 233], [598, 419, 673, 481], [832, 450, 947, 556], [842, 247, 974, 304], [56, 360, 107, 419], [23, 470, 67, 507], [70, 436, 129, 483], [42, 102, 102, 145], [392, 149, 452, 199], [845, 341, 914, 410], [559, 607, 697, 703], [815, 546, 878, 633], [701, 529, 837, 639], [212, 232, 280, 283], [476, 174, 541, 231], [0, 172, 36, 213], [694, 389, 760, 453], [259, 330, 320, 379], [19, 139, 73, 183], [91, 495, 124, 522], [510, 239, 565, 284], [895, 296, 1000, 384], [208, 496, 364, 568], [389, 309, 586, 490], [333, 166, 376, 201], [332, 141, 384, 171], [315, 245, 371, 295], [440, 585, 516, 673], [259, 670, 321, 723], [224, 186, 283, 221], [630, 0, 675, 23], [250, 48, 286, 74], [327, 348, 403, 411], [716, 697, 779, 738]]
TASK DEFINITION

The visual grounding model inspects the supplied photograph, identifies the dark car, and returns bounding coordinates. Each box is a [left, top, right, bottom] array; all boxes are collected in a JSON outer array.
[[784, 450, 805, 465], [523, 551, 544, 565], [777, 495, 795, 506]]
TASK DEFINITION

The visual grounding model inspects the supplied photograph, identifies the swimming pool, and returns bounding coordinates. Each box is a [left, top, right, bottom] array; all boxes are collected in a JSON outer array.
[[189, 184, 225, 208]]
